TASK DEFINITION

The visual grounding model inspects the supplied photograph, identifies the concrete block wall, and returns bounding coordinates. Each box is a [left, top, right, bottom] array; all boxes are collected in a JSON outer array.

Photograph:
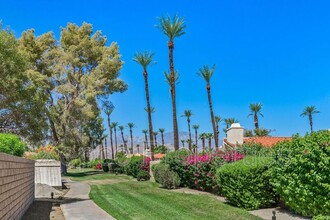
[[35, 160, 62, 187], [0, 153, 35, 220]]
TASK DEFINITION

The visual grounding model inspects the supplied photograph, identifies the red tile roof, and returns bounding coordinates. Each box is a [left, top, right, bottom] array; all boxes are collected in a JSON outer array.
[[154, 153, 166, 159], [243, 137, 292, 147]]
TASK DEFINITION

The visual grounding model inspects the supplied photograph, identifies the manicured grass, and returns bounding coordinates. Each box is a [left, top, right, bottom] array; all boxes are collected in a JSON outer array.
[[68, 169, 261, 220], [91, 182, 260, 220], [65, 169, 131, 182]]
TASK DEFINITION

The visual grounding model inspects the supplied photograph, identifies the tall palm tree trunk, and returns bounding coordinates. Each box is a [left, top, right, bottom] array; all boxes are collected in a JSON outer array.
[[187, 118, 192, 151], [161, 133, 164, 146], [194, 129, 198, 152], [309, 114, 313, 133], [254, 113, 259, 129], [208, 138, 212, 151], [120, 131, 126, 152], [105, 138, 107, 159], [154, 135, 157, 147], [207, 84, 218, 150], [143, 70, 155, 160], [129, 128, 134, 154], [114, 128, 118, 154], [168, 41, 179, 151], [144, 133, 148, 150], [107, 117, 114, 159], [202, 138, 205, 152]]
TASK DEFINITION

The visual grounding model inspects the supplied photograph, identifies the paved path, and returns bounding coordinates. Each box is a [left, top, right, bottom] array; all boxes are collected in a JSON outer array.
[[61, 178, 116, 220]]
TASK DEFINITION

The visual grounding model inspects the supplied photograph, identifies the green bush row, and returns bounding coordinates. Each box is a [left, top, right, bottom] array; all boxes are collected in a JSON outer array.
[[152, 163, 180, 189]]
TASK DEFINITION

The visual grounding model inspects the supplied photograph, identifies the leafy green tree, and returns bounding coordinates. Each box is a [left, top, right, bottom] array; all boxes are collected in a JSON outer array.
[[159, 128, 165, 146], [248, 103, 263, 129], [157, 14, 186, 151], [133, 50, 155, 160], [198, 65, 218, 150], [192, 125, 199, 151], [111, 122, 119, 154], [127, 123, 135, 154], [301, 106, 320, 133], [182, 110, 193, 150], [103, 101, 114, 159]]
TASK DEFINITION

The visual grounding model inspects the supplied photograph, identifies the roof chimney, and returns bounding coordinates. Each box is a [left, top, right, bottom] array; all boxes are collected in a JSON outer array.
[[226, 123, 244, 145]]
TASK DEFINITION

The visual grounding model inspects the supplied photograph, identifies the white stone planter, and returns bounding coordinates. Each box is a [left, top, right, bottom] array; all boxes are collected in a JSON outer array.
[[35, 159, 62, 187]]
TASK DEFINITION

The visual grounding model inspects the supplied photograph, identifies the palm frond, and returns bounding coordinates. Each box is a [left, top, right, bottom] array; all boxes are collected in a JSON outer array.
[[133, 50, 155, 69], [156, 14, 186, 41], [197, 64, 216, 83]]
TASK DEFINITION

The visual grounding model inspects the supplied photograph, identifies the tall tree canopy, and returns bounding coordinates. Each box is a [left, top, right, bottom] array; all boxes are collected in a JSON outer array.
[[1, 23, 127, 153]]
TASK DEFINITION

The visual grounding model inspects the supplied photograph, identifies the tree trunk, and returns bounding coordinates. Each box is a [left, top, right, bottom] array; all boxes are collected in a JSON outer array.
[[254, 113, 259, 129], [208, 138, 212, 151], [168, 41, 179, 151], [187, 118, 192, 151], [161, 133, 164, 146], [202, 138, 205, 152], [107, 117, 114, 160], [144, 134, 148, 149], [105, 138, 107, 159], [143, 69, 155, 160], [207, 84, 218, 150], [130, 128, 134, 154], [154, 135, 157, 147], [195, 129, 198, 153], [114, 128, 118, 154], [120, 131, 126, 152], [309, 114, 313, 133]]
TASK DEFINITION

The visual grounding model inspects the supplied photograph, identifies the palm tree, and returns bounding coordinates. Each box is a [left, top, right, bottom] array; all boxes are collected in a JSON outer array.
[[111, 122, 119, 155], [153, 131, 158, 147], [159, 128, 165, 145], [214, 115, 222, 145], [192, 124, 199, 150], [181, 139, 185, 148], [142, 129, 148, 150], [157, 14, 186, 151], [182, 110, 193, 150], [133, 51, 156, 160], [118, 125, 127, 153], [248, 103, 263, 129], [301, 106, 320, 133], [199, 133, 206, 152], [127, 123, 135, 154], [223, 118, 239, 132], [206, 133, 214, 151], [136, 144, 140, 154], [103, 101, 115, 159], [198, 65, 218, 150]]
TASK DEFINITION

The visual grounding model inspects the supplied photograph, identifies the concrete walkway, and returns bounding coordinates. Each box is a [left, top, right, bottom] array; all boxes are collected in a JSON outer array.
[[61, 178, 116, 220]]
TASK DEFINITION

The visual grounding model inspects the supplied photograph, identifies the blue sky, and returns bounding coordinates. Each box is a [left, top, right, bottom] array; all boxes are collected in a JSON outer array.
[[1, 0, 329, 138]]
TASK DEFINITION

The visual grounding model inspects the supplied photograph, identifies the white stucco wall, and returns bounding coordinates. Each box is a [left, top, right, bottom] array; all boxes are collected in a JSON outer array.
[[35, 159, 62, 187]]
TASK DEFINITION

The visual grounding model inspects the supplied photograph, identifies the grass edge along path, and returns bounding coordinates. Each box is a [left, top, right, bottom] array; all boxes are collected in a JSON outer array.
[[89, 181, 261, 220]]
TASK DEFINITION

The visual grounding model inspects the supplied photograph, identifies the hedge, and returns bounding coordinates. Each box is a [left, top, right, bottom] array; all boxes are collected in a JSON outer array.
[[272, 131, 330, 217], [217, 156, 278, 210]]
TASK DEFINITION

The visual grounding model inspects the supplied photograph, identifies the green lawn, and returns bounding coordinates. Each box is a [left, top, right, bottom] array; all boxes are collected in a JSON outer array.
[[65, 169, 131, 181], [67, 169, 261, 220]]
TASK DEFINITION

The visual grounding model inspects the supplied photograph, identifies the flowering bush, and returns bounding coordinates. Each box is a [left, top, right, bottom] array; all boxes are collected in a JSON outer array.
[[95, 163, 102, 170], [124, 156, 151, 178], [222, 151, 245, 162], [26, 145, 59, 160]]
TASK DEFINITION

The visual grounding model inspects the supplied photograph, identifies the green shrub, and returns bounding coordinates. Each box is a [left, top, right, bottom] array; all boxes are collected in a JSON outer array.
[[161, 149, 191, 186], [102, 163, 109, 172], [124, 156, 144, 178], [217, 156, 278, 210], [236, 143, 274, 156], [86, 159, 102, 169], [136, 170, 150, 181], [152, 163, 181, 189], [71, 158, 81, 168], [272, 131, 330, 217], [154, 145, 168, 154], [313, 216, 330, 220], [0, 133, 26, 156]]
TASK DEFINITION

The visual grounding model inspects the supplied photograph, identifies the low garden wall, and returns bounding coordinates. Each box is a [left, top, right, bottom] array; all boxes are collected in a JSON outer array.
[[0, 153, 35, 220], [35, 159, 62, 187]]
